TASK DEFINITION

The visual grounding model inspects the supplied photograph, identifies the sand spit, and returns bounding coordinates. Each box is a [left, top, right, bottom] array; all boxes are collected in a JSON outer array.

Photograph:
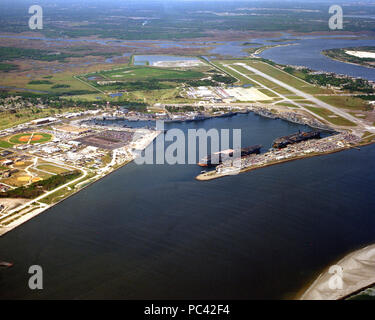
[[300, 244, 375, 300]]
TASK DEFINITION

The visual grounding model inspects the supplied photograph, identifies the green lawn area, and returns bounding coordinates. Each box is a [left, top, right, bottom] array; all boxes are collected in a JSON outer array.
[[0, 140, 13, 148], [216, 60, 329, 96], [245, 61, 329, 95], [39, 187, 73, 205], [0, 106, 85, 130], [211, 61, 249, 85], [275, 102, 300, 108], [362, 131, 373, 138], [229, 64, 296, 95], [305, 106, 356, 126], [61, 93, 105, 102], [9, 132, 52, 144], [257, 88, 279, 97], [298, 100, 316, 105], [85, 66, 205, 82], [25, 71, 98, 94], [315, 95, 370, 111], [361, 131, 375, 144], [37, 164, 70, 175]]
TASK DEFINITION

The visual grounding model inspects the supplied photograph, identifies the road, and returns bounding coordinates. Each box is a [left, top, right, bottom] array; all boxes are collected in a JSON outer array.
[[234, 63, 375, 132], [1, 167, 88, 219]]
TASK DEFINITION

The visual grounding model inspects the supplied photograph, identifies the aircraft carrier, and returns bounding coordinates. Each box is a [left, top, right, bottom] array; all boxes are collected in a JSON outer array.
[[198, 145, 262, 167], [273, 130, 321, 149]]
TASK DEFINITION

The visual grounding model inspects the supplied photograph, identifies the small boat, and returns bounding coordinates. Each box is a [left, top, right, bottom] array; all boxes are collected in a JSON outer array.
[[0, 261, 13, 268]]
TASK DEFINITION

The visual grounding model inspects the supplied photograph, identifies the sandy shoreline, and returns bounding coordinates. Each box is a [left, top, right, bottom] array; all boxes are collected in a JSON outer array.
[[299, 244, 375, 300], [321, 51, 375, 69]]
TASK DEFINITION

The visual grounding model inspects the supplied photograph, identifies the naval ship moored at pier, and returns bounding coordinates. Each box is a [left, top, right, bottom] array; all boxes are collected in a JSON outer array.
[[198, 145, 262, 167], [272, 130, 321, 149]]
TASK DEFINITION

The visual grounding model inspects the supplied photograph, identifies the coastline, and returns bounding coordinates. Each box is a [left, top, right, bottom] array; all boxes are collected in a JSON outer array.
[[0, 131, 160, 237], [321, 51, 375, 69], [299, 244, 375, 300], [196, 145, 352, 181], [196, 137, 373, 182]]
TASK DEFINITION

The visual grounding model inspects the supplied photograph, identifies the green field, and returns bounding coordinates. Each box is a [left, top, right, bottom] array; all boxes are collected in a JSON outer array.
[[0, 106, 87, 131], [316, 95, 370, 111], [257, 88, 279, 97], [71, 61, 229, 103], [37, 164, 70, 175], [304, 106, 356, 126], [0, 140, 13, 148], [245, 61, 329, 95], [208, 61, 250, 85], [9, 132, 52, 145], [274, 102, 300, 108], [82, 65, 205, 84]]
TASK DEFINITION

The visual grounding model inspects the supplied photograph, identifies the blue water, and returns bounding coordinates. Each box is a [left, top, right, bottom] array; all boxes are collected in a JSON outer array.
[[109, 93, 123, 98], [260, 37, 375, 81], [0, 113, 374, 299], [0, 33, 375, 299], [209, 41, 249, 57]]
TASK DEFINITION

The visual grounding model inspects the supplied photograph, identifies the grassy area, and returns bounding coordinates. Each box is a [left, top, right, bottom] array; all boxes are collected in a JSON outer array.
[[28, 168, 53, 180], [0, 140, 13, 148], [61, 93, 105, 102], [229, 64, 296, 95], [69, 171, 96, 189], [39, 187, 74, 205], [0, 106, 86, 130], [0, 170, 81, 199], [361, 131, 375, 144], [0, 63, 18, 72], [210, 61, 248, 85], [0, 64, 104, 96], [297, 100, 316, 105], [316, 95, 370, 111], [125, 87, 188, 104], [28, 80, 53, 85], [9, 132, 52, 145], [37, 164, 70, 175], [13, 160, 33, 169], [322, 47, 375, 69], [68, 61, 233, 103], [257, 88, 279, 97], [245, 61, 328, 95], [362, 131, 373, 138], [275, 102, 300, 108], [87, 65, 205, 82], [1, 170, 32, 187], [304, 106, 356, 126]]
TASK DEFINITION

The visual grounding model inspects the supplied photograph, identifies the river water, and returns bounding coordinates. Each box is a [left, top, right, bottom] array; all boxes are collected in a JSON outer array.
[[0, 113, 375, 299], [259, 37, 375, 81]]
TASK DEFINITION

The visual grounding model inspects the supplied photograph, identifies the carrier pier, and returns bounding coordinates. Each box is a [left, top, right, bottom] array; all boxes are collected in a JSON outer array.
[[198, 145, 262, 167], [272, 130, 321, 149]]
